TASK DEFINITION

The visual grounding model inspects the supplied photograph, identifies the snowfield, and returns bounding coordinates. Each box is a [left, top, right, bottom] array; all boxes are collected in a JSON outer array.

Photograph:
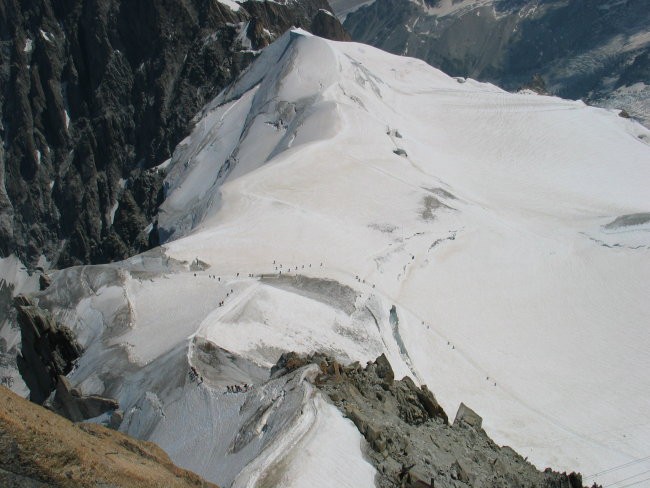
[[28, 30, 650, 487]]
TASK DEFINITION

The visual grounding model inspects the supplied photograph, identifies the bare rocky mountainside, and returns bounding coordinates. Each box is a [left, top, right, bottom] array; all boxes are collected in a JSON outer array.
[[0, 385, 219, 487], [0, 0, 349, 269], [342, 0, 650, 126]]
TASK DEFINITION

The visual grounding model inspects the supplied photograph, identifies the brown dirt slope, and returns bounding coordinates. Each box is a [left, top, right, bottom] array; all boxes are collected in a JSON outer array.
[[0, 386, 218, 488]]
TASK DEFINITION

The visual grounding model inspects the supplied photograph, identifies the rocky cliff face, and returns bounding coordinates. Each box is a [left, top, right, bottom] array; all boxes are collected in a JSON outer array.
[[343, 0, 650, 126], [0, 0, 348, 269], [13, 294, 82, 404]]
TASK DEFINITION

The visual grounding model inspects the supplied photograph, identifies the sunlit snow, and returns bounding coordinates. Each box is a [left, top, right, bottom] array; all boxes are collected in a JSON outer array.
[[30, 30, 650, 487]]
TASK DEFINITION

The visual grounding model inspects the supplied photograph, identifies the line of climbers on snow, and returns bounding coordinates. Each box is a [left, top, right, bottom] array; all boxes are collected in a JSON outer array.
[[187, 257, 504, 391], [225, 384, 251, 394], [190, 366, 253, 393]]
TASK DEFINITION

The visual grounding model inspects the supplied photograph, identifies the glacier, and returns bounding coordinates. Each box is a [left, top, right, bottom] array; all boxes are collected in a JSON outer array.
[[23, 29, 650, 487]]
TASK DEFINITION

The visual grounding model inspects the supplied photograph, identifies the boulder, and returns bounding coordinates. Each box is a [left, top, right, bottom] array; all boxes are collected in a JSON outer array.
[[451, 460, 470, 483], [416, 385, 448, 424], [50, 375, 120, 424], [189, 258, 210, 271], [344, 404, 369, 435], [366, 423, 382, 443], [379, 456, 401, 476], [38, 274, 52, 291], [310, 9, 352, 41], [109, 410, 124, 431], [453, 402, 483, 430], [374, 353, 395, 385], [406, 464, 434, 487], [396, 393, 428, 425], [270, 351, 311, 377], [372, 436, 387, 453]]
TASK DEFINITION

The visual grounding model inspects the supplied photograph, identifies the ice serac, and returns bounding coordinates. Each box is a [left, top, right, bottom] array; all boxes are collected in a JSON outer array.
[[24, 29, 650, 488]]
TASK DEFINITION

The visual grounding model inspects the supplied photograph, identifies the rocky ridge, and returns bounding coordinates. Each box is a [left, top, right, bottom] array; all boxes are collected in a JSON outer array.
[[0, 0, 349, 269], [274, 352, 601, 488]]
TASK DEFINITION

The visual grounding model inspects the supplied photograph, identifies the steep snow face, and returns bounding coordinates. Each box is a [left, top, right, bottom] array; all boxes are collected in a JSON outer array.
[[37, 30, 650, 487]]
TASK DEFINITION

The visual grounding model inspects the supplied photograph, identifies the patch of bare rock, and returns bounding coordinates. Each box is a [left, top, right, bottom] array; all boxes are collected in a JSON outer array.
[[273, 352, 601, 488]]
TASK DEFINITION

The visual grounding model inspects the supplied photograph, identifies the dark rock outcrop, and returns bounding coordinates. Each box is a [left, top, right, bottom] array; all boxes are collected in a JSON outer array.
[[13, 293, 121, 424], [310, 8, 352, 41], [519, 73, 549, 95], [47, 374, 121, 425], [0, 278, 21, 391], [13, 295, 82, 403], [37, 273, 51, 291], [0, 0, 349, 269], [270, 350, 313, 377], [277, 353, 600, 488]]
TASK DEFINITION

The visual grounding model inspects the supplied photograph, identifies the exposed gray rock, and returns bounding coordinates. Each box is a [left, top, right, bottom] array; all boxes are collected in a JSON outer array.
[[520, 73, 549, 95], [453, 402, 482, 430], [604, 213, 650, 230], [277, 352, 600, 488], [311, 8, 352, 41], [47, 374, 120, 424], [190, 258, 210, 272], [450, 459, 469, 483], [375, 352, 395, 385], [13, 295, 82, 404], [37, 274, 51, 291]]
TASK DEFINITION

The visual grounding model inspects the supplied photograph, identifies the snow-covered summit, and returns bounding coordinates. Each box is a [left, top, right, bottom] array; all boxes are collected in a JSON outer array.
[[32, 30, 650, 487]]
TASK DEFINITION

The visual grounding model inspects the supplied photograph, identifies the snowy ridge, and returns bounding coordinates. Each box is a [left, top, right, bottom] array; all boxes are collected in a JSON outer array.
[[31, 30, 650, 487]]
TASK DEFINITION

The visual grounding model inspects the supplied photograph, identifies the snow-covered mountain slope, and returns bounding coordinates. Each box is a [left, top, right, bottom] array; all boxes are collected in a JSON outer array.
[[31, 30, 650, 487]]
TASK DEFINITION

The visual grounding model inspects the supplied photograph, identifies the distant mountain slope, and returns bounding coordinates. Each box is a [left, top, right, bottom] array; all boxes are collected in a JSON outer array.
[[0, 0, 348, 269], [342, 0, 650, 126]]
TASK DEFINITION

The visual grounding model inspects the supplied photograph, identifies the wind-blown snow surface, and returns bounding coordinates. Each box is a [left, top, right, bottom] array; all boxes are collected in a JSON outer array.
[[37, 30, 650, 487]]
